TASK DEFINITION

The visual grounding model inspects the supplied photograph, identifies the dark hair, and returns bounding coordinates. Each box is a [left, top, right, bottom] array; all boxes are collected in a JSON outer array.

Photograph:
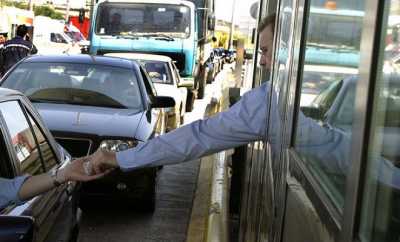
[[258, 13, 276, 33], [16, 24, 28, 37]]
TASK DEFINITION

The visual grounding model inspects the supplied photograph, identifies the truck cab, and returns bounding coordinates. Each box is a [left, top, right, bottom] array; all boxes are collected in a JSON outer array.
[[90, 0, 196, 77]]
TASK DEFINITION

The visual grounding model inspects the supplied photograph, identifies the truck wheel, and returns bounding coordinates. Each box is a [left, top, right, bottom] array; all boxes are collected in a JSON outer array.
[[186, 91, 195, 112], [197, 73, 206, 99]]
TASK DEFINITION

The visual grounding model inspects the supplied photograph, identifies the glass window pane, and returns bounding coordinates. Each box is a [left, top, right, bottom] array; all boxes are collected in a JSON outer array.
[[359, 1, 400, 241], [0, 101, 44, 175], [294, 0, 365, 210], [27, 114, 58, 170]]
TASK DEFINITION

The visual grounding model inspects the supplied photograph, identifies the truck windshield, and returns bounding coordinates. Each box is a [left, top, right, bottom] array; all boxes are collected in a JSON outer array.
[[96, 3, 191, 39]]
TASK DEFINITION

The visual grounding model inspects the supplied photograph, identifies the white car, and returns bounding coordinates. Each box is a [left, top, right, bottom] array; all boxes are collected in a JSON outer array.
[[106, 53, 194, 130]]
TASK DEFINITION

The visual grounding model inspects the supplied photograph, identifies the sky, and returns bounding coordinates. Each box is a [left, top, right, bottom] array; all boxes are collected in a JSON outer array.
[[215, 0, 258, 22]]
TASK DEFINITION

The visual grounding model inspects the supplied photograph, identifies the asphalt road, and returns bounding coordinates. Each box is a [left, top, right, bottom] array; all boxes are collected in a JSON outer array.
[[77, 159, 200, 242]]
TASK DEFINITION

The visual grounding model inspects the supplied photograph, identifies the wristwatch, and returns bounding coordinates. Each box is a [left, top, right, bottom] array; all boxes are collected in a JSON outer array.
[[50, 166, 62, 187]]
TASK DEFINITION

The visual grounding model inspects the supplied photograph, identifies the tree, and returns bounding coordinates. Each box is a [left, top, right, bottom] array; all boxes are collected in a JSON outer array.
[[34, 6, 64, 19]]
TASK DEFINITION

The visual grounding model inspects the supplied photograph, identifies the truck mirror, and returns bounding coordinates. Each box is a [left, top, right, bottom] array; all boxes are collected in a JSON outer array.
[[79, 8, 85, 23], [208, 14, 216, 31]]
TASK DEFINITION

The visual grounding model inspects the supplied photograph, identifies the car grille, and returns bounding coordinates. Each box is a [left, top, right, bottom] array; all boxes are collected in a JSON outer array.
[[56, 137, 92, 158]]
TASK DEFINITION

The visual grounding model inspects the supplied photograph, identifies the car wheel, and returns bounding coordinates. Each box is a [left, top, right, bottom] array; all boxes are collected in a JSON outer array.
[[141, 174, 157, 212], [69, 224, 79, 242]]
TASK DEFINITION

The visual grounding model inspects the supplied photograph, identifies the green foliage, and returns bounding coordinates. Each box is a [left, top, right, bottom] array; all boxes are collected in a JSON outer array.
[[2, 1, 64, 20], [34, 6, 64, 19], [3, 0, 28, 9]]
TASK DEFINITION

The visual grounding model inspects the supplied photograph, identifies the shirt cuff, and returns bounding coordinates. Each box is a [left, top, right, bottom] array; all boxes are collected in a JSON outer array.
[[116, 149, 139, 172]]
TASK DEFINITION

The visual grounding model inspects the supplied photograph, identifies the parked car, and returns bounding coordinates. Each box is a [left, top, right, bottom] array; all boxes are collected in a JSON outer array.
[[106, 53, 194, 130], [0, 88, 80, 242], [0, 55, 175, 211]]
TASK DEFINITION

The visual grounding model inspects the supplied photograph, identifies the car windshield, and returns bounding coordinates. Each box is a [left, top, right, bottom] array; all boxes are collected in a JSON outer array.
[[139, 60, 173, 84], [96, 3, 191, 39], [2, 62, 143, 110]]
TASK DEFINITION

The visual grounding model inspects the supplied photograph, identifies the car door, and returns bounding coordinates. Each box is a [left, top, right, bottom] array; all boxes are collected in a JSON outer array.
[[0, 98, 76, 242], [23, 101, 79, 242], [172, 62, 187, 115]]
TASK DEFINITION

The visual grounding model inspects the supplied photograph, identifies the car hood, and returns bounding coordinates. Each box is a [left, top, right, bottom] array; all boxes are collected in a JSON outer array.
[[34, 103, 144, 138]]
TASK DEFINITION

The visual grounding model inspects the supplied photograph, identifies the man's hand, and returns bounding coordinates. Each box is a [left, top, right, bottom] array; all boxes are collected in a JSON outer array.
[[57, 158, 110, 182], [87, 149, 119, 175]]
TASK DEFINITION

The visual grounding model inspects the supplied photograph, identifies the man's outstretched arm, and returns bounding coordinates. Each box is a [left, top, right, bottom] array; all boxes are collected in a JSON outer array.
[[88, 84, 270, 173]]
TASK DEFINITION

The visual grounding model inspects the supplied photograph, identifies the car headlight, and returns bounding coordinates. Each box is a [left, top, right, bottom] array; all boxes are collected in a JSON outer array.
[[100, 140, 137, 152]]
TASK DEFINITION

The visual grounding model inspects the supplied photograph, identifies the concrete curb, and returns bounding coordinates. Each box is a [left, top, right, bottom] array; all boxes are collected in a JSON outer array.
[[186, 66, 234, 242], [206, 150, 232, 242]]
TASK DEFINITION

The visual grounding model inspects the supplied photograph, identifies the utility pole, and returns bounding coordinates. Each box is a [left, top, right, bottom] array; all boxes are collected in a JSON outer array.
[[228, 0, 237, 50], [28, 0, 34, 10], [66, 0, 70, 22]]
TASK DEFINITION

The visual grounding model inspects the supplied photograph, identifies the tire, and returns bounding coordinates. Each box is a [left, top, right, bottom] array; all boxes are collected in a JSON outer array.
[[141, 174, 157, 212], [69, 225, 79, 242], [197, 66, 207, 99], [186, 91, 195, 112]]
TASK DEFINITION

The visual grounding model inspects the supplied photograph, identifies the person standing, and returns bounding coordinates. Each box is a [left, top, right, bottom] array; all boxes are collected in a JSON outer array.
[[1, 25, 37, 75], [0, 31, 8, 77]]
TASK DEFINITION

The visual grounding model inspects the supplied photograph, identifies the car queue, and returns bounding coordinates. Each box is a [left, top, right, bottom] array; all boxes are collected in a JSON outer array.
[[0, 26, 235, 242]]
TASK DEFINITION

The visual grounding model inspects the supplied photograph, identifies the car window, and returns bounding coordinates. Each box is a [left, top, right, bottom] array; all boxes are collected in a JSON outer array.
[[27, 113, 58, 170], [140, 60, 173, 85], [2, 62, 143, 111], [140, 66, 157, 97], [0, 101, 45, 175]]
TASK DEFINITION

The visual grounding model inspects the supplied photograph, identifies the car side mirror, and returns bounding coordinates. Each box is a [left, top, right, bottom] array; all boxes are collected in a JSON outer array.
[[0, 216, 34, 242], [300, 105, 323, 120], [178, 79, 194, 89], [151, 96, 175, 108]]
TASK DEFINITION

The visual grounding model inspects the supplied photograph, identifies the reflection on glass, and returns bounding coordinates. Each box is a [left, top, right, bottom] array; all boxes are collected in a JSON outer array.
[[0, 101, 43, 175], [359, 1, 400, 241], [28, 114, 57, 170], [294, 0, 365, 210]]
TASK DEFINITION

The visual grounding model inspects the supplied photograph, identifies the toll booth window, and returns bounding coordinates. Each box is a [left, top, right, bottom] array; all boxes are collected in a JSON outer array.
[[0, 101, 45, 175], [359, 1, 400, 241], [293, 0, 365, 210]]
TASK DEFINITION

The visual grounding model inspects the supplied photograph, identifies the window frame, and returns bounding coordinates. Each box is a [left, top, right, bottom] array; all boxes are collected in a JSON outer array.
[[19, 95, 62, 169], [279, 0, 382, 241], [0, 98, 48, 176]]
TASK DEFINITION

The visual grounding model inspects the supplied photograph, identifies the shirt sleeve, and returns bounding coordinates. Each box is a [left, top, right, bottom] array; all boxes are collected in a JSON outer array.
[[116, 83, 270, 171], [0, 175, 30, 209]]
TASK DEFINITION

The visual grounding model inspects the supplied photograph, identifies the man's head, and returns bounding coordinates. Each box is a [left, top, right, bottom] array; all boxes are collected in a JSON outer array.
[[258, 14, 276, 68], [111, 13, 122, 24], [16, 25, 28, 38]]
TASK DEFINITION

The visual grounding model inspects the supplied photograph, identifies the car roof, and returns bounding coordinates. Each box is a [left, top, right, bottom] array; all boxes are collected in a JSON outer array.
[[105, 53, 172, 63], [23, 54, 139, 69]]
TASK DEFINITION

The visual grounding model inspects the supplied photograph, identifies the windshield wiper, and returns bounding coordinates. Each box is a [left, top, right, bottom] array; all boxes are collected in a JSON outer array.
[[142, 33, 175, 41]]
